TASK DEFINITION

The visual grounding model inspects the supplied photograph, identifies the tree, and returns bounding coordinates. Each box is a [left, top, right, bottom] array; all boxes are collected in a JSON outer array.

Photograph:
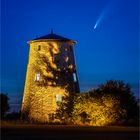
[[96, 80, 139, 123], [0, 93, 10, 119], [72, 93, 126, 126], [72, 80, 139, 126]]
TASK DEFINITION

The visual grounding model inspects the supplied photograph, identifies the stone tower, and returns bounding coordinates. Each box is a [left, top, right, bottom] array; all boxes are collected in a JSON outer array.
[[21, 30, 80, 122]]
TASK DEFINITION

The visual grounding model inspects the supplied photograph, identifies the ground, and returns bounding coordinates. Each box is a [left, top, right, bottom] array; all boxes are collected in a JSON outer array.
[[1, 123, 139, 140]]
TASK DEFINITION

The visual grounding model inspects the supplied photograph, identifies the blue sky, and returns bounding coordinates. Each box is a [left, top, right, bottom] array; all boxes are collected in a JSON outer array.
[[1, 0, 139, 111]]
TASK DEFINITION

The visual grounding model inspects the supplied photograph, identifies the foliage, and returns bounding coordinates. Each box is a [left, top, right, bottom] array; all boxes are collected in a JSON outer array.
[[0, 93, 10, 119], [72, 80, 139, 126], [55, 93, 75, 123], [72, 93, 126, 126], [96, 80, 139, 122]]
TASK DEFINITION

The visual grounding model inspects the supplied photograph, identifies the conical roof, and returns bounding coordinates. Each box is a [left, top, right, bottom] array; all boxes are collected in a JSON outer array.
[[31, 30, 75, 43]]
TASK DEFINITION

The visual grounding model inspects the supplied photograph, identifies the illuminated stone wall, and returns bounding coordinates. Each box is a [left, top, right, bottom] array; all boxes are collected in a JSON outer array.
[[21, 40, 80, 122]]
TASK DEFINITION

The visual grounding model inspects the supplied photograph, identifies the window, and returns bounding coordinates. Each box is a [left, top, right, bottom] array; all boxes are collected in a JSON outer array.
[[38, 45, 41, 51], [36, 73, 40, 81], [56, 94, 62, 103], [73, 73, 77, 82]]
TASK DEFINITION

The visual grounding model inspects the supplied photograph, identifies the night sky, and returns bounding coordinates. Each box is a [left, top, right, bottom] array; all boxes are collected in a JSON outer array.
[[1, 0, 139, 111]]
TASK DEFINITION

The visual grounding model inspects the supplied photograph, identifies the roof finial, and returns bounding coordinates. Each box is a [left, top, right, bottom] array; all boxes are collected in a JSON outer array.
[[51, 28, 53, 34]]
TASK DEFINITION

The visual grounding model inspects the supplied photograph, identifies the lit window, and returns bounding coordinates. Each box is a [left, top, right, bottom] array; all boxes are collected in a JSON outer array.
[[36, 73, 40, 81], [73, 73, 77, 82], [56, 94, 62, 103]]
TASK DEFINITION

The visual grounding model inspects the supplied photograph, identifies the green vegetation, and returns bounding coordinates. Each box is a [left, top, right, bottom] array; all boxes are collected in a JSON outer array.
[[57, 80, 139, 126], [72, 93, 126, 126], [55, 94, 75, 124]]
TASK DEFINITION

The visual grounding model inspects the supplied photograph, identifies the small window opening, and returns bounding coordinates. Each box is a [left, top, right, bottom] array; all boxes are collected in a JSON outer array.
[[36, 73, 40, 81], [56, 94, 62, 103], [73, 73, 77, 82], [38, 45, 41, 51]]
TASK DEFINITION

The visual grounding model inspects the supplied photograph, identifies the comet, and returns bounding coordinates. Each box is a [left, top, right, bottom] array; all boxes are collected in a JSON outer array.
[[94, 23, 97, 29], [94, 1, 114, 30], [94, 13, 104, 29]]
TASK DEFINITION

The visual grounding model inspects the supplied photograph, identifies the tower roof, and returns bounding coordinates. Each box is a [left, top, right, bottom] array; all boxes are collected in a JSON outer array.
[[35, 33, 71, 41], [30, 30, 76, 43]]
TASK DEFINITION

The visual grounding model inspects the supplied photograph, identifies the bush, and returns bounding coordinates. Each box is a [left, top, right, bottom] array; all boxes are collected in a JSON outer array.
[[72, 80, 139, 126]]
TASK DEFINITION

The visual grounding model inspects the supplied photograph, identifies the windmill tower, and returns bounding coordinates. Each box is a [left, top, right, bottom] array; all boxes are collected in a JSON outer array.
[[21, 30, 80, 122]]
